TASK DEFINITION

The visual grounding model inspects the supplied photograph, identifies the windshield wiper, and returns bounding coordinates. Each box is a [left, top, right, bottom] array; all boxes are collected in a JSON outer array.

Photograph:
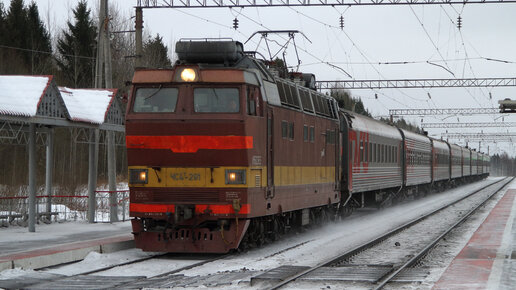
[[144, 85, 163, 100]]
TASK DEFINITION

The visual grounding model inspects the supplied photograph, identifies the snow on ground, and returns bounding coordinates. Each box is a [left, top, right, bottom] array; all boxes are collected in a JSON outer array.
[[0, 220, 131, 247], [42, 249, 157, 276]]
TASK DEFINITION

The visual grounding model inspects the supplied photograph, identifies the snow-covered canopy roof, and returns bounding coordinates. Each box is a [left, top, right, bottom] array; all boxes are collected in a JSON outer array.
[[59, 87, 117, 124], [0, 75, 52, 117], [0, 75, 123, 129]]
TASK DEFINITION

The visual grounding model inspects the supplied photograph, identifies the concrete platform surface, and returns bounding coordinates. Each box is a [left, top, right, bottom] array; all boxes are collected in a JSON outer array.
[[434, 189, 516, 290], [0, 221, 133, 271]]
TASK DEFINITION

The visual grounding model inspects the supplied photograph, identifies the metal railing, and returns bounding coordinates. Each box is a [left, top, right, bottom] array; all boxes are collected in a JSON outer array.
[[0, 189, 129, 227]]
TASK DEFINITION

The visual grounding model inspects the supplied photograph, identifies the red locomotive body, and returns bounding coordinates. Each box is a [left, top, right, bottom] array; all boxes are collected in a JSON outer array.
[[126, 41, 339, 253]]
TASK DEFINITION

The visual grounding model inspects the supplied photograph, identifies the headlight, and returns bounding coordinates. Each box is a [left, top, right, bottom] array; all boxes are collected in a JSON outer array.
[[225, 169, 246, 185], [130, 169, 148, 184], [180, 68, 197, 82]]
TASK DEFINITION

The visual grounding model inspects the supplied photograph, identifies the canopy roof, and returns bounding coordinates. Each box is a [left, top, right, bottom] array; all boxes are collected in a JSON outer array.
[[0, 75, 124, 131]]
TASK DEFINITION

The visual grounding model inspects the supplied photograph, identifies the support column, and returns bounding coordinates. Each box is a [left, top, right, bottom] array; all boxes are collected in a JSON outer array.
[[87, 129, 99, 223], [107, 131, 118, 222], [28, 123, 36, 232], [45, 128, 54, 215]]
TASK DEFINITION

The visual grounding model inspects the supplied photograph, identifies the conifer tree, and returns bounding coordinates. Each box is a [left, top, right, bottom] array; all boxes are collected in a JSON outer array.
[[331, 88, 371, 117], [26, 2, 52, 74], [56, 0, 97, 88], [1, 0, 27, 73], [142, 34, 172, 68], [0, 0, 52, 74]]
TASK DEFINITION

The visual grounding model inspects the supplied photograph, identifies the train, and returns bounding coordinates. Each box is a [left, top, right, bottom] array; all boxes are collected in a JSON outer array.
[[125, 39, 490, 253]]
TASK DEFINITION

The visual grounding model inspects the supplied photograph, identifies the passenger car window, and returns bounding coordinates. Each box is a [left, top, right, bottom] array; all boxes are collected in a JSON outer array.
[[194, 88, 239, 113], [133, 87, 178, 113]]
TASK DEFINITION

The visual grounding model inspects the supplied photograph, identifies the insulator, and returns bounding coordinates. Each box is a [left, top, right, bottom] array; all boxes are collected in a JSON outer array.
[[457, 16, 462, 30], [339, 15, 344, 30], [233, 18, 239, 30], [489, 92, 492, 99], [375, 93, 378, 99], [427, 92, 431, 99]]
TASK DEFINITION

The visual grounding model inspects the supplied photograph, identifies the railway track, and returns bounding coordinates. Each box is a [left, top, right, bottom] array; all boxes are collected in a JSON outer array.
[[0, 252, 228, 289], [267, 177, 514, 289]]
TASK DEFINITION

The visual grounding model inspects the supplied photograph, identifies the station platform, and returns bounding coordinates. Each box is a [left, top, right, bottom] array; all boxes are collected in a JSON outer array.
[[434, 188, 516, 289], [0, 221, 133, 271]]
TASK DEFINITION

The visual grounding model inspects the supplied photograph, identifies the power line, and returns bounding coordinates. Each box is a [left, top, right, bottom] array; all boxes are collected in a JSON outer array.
[[0, 44, 95, 60]]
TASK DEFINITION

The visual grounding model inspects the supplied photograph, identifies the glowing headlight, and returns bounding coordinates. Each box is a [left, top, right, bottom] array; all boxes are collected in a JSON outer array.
[[180, 68, 196, 82], [130, 169, 148, 184], [225, 169, 246, 185]]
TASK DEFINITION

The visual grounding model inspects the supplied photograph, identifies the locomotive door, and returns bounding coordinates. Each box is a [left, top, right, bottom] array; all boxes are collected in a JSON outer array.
[[266, 108, 274, 198]]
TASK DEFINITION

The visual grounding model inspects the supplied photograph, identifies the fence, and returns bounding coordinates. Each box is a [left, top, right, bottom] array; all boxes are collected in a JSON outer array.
[[0, 190, 129, 227]]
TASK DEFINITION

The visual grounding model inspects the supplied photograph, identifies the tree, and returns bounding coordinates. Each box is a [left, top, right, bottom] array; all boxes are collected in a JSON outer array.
[[0, 0, 52, 74], [26, 2, 52, 74], [1, 0, 27, 74], [142, 34, 171, 68], [56, 0, 97, 88], [331, 88, 371, 117]]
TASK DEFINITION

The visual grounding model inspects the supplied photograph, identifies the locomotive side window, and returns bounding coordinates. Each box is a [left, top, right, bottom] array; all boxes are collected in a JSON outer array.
[[133, 87, 178, 113], [281, 121, 288, 138], [288, 123, 294, 140], [194, 88, 239, 113]]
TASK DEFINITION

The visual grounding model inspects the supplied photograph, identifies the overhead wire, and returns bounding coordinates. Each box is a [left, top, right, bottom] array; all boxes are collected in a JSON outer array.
[[283, 6, 429, 110], [439, 4, 495, 109], [411, 5, 489, 111]]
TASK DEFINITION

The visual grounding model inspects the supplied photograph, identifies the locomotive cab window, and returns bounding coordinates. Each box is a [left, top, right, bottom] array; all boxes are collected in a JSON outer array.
[[133, 87, 178, 113], [194, 88, 239, 113]]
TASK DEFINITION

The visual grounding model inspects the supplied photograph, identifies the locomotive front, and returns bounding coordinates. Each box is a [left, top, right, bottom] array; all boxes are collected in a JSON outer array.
[[126, 41, 266, 253]]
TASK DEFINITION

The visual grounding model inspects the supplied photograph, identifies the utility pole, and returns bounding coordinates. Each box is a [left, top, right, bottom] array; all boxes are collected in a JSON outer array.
[[95, 0, 105, 88], [135, 7, 143, 68], [93, 0, 117, 222]]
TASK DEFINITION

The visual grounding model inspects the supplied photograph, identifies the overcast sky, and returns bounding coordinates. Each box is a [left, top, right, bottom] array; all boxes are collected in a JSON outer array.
[[5, 0, 516, 156]]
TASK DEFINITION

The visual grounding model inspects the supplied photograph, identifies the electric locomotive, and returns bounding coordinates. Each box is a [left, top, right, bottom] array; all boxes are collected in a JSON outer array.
[[126, 40, 339, 253]]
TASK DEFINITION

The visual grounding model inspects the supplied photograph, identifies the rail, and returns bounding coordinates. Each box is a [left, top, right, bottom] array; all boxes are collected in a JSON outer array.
[[269, 177, 513, 289]]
